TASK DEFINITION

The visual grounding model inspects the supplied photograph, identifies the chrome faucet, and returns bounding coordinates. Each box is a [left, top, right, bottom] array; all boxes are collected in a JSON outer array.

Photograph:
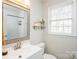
[[14, 40, 21, 50]]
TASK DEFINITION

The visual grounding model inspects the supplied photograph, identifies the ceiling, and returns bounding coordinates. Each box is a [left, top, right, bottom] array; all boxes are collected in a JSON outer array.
[[42, 0, 73, 5]]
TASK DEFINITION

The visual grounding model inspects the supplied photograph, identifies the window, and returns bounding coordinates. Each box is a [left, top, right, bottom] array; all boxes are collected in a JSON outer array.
[[48, 4, 73, 35]]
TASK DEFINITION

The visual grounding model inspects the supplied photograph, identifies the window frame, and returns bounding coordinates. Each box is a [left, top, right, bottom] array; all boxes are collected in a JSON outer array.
[[48, 1, 77, 36]]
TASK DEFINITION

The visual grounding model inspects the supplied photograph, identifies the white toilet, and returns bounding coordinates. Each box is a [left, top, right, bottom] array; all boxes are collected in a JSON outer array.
[[36, 43, 57, 59]]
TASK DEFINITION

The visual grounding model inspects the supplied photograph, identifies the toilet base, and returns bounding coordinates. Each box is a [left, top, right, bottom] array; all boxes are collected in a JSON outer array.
[[43, 54, 57, 59]]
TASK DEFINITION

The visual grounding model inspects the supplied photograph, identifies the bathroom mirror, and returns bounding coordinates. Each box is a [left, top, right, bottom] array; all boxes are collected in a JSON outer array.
[[3, 3, 30, 44]]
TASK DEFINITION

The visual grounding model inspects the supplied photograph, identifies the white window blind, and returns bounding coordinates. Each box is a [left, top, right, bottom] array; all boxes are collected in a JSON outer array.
[[48, 4, 73, 35]]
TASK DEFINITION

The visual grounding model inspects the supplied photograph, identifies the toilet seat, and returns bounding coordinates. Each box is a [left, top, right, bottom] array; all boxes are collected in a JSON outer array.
[[44, 54, 56, 59]]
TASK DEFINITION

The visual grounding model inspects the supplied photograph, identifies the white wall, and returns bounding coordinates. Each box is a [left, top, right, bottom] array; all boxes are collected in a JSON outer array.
[[30, 0, 44, 44], [45, 35, 77, 59], [30, 0, 77, 59], [42, 0, 77, 59]]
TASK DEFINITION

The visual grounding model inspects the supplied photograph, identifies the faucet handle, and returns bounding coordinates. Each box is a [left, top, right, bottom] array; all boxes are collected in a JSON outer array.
[[17, 40, 21, 48], [14, 40, 21, 50]]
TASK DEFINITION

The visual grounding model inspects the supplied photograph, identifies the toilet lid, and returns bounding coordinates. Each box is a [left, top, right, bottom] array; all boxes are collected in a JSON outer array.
[[44, 54, 56, 59]]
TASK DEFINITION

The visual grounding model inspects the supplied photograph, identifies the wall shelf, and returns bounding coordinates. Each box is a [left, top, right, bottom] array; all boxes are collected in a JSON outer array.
[[32, 19, 45, 30]]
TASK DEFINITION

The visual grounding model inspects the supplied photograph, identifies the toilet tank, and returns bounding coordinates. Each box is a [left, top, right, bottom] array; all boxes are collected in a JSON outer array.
[[36, 43, 45, 54]]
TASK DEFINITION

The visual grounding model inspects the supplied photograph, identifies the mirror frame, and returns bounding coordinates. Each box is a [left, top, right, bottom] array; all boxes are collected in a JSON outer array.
[[2, 1, 30, 45]]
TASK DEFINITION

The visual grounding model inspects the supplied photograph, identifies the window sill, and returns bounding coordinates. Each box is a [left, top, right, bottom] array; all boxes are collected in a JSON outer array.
[[48, 32, 77, 37]]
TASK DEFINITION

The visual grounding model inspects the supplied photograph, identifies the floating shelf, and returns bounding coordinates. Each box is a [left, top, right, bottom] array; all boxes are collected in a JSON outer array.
[[32, 19, 45, 30]]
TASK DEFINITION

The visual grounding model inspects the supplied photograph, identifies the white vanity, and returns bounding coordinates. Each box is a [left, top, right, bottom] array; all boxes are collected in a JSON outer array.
[[2, 43, 43, 59]]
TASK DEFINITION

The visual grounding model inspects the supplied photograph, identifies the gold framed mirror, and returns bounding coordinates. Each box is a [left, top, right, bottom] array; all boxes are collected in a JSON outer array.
[[2, 0, 30, 45]]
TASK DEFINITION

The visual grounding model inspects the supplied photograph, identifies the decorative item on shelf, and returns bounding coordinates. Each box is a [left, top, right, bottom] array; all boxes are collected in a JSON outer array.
[[32, 18, 45, 30], [2, 47, 8, 56]]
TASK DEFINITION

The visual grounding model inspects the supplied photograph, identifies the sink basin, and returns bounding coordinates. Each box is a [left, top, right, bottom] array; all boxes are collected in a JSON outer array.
[[3, 44, 43, 59]]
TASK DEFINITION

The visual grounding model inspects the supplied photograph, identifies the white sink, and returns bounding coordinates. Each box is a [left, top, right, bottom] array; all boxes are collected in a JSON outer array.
[[3, 44, 43, 59]]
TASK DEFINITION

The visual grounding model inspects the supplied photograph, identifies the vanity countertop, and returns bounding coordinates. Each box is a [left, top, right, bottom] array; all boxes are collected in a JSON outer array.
[[2, 43, 42, 59]]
